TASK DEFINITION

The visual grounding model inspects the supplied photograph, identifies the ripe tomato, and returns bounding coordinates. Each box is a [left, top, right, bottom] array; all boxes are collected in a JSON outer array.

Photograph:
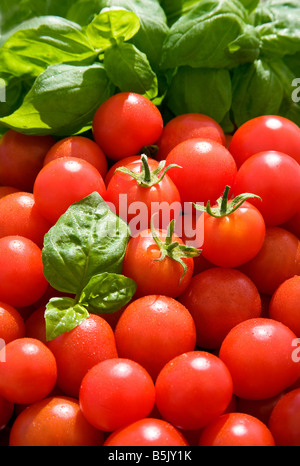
[[233, 151, 300, 226], [33, 157, 106, 224], [47, 314, 118, 397], [0, 302, 25, 344], [179, 268, 262, 349], [269, 276, 300, 337], [0, 396, 14, 431], [43, 136, 108, 179], [0, 236, 48, 308], [0, 192, 51, 247], [114, 296, 197, 380], [155, 351, 233, 430], [0, 337, 57, 405], [24, 306, 47, 344], [9, 396, 104, 446], [156, 113, 226, 161], [198, 413, 275, 446], [165, 138, 237, 206], [79, 358, 155, 432], [283, 206, 300, 239], [219, 318, 300, 400], [229, 115, 300, 167], [104, 418, 189, 446], [236, 393, 284, 426], [0, 130, 55, 191], [268, 388, 300, 446], [93, 92, 163, 161]]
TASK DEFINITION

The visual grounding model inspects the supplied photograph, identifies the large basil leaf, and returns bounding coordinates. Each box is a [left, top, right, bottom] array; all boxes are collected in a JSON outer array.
[[0, 63, 115, 136]]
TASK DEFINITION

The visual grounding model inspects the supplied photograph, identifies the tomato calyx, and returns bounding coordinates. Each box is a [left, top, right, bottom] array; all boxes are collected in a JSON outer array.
[[115, 154, 181, 188], [193, 185, 262, 218], [151, 216, 201, 283]]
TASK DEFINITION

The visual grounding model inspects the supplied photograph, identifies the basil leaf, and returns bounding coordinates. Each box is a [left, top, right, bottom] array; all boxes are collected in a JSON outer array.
[[42, 192, 130, 297], [160, 0, 204, 26], [104, 42, 158, 99], [79, 272, 136, 314], [0, 63, 114, 136], [45, 297, 89, 341]]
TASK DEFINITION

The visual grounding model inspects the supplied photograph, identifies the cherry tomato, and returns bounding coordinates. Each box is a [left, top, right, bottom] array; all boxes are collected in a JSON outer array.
[[229, 115, 300, 167], [0, 396, 14, 431], [47, 314, 118, 397], [33, 157, 107, 224], [0, 302, 25, 344], [237, 393, 284, 426], [269, 276, 300, 337], [0, 236, 48, 308], [179, 268, 261, 349], [165, 138, 237, 206], [0, 337, 57, 405], [233, 151, 300, 226], [114, 296, 197, 380], [0, 186, 19, 199], [268, 388, 300, 446], [24, 306, 47, 344], [9, 396, 104, 446], [79, 358, 155, 432], [155, 351, 233, 430], [0, 192, 51, 247], [156, 113, 225, 161], [0, 130, 55, 191], [104, 418, 189, 446], [93, 92, 163, 161], [283, 206, 300, 239], [43, 136, 108, 179], [198, 413, 275, 446], [219, 318, 300, 400]]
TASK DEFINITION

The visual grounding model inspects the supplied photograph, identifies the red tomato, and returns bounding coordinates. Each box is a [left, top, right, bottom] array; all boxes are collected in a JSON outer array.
[[114, 296, 197, 380], [268, 388, 300, 446], [0, 130, 55, 191], [33, 157, 106, 224], [9, 396, 104, 446], [229, 115, 300, 167], [79, 358, 155, 432], [0, 302, 25, 344], [156, 113, 225, 161], [282, 205, 300, 239], [24, 306, 47, 344], [233, 151, 300, 226], [237, 393, 285, 426], [155, 351, 233, 430], [93, 92, 163, 161], [269, 276, 300, 337], [104, 418, 189, 446], [0, 192, 51, 247], [165, 138, 237, 206], [47, 314, 118, 397], [0, 337, 57, 405], [43, 136, 108, 179], [0, 236, 48, 308], [179, 268, 262, 349], [0, 186, 19, 199], [198, 413, 275, 446], [104, 155, 140, 186], [219, 318, 300, 400]]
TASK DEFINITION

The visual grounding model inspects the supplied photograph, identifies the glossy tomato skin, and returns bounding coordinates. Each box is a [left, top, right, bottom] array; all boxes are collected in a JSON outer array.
[[33, 157, 106, 224], [229, 115, 300, 167], [233, 151, 300, 226], [0, 236, 48, 308], [0, 338, 57, 405], [156, 113, 226, 161], [43, 136, 108, 179], [79, 358, 155, 432], [0, 302, 25, 344], [0, 130, 55, 191], [104, 418, 189, 446], [268, 389, 300, 446], [269, 276, 300, 337], [219, 318, 300, 400], [9, 396, 104, 446], [198, 413, 275, 446], [179, 268, 262, 349], [165, 138, 237, 206], [155, 351, 233, 431], [93, 92, 163, 161], [114, 296, 197, 380], [47, 314, 118, 398], [199, 201, 266, 268]]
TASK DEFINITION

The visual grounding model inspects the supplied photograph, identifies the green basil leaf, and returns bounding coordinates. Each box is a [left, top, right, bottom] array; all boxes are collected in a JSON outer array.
[[45, 297, 89, 341], [79, 272, 136, 314], [160, 0, 204, 26], [0, 63, 115, 136], [104, 42, 158, 99], [42, 192, 130, 297]]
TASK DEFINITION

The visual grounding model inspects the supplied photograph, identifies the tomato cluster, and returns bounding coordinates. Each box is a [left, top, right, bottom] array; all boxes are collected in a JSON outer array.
[[0, 92, 300, 447]]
